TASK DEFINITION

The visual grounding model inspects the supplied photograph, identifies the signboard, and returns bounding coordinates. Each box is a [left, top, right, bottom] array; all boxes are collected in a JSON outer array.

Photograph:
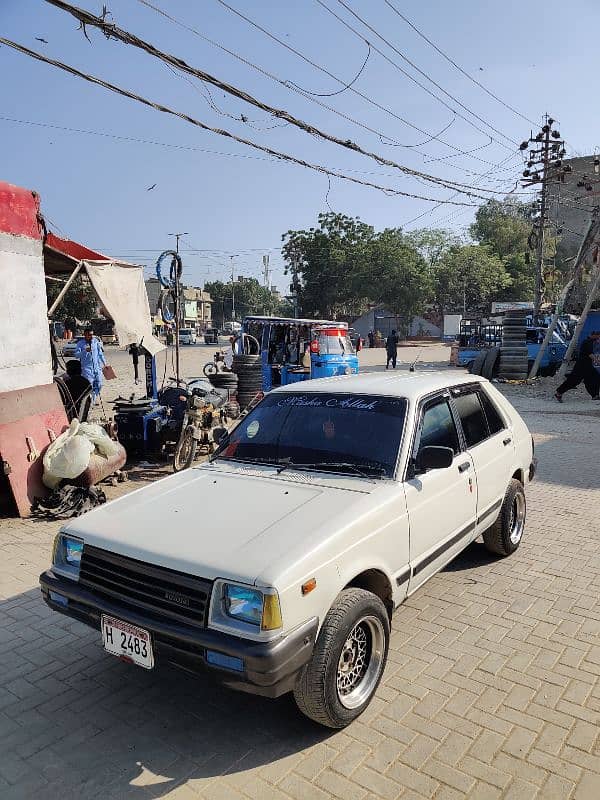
[[184, 300, 197, 321], [491, 301, 534, 313]]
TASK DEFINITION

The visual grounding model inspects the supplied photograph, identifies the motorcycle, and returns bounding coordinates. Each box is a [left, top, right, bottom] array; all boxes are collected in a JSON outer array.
[[172, 384, 235, 472]]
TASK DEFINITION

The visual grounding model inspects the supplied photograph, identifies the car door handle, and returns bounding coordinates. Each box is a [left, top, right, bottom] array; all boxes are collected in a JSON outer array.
[[503, 436, 512, 446], [457, 461, 470, 473]]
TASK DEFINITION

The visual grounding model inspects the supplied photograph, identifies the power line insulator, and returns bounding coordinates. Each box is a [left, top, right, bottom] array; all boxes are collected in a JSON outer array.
[[519, 141, 529, 150], [551, 130, 561, 138]]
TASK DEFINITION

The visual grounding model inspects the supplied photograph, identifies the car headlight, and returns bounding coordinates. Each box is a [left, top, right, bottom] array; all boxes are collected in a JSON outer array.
[[211, 581, 282, 633], [52, 534, 84, 580]]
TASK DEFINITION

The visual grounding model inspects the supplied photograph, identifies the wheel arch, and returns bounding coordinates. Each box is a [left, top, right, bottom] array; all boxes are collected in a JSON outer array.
[[512, 468, 524, 484], [344, 568, 393, 620]]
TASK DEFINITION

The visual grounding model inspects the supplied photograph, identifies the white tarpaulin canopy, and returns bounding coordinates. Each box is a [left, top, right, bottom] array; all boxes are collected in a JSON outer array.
[[84, 261, 165, 356]]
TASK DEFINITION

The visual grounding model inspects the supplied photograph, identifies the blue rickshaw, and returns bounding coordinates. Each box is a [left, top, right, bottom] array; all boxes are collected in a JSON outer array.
[[240, 316, 359, 392]]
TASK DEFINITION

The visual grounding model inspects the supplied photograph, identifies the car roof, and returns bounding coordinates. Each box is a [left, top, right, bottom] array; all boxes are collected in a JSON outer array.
[[270, 371, 486, 401]]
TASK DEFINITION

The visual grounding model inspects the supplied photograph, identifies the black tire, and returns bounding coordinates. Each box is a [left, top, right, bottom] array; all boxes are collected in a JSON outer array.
[[482, 347, 499, 379], [173, 426, 197, 472], [293, 588, 390, 729], [470, 351, 487, 375], [483, 479, 526, 556], [203, 362, 217, 377]]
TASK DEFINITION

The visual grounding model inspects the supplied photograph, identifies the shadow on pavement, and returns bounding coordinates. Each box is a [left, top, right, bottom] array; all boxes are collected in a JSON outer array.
[[442, 540, 499, 572], [0, 588, 332, 800]]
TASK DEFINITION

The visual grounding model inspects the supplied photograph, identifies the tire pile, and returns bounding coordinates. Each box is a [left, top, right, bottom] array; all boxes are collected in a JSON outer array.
[[499, 310, 529, 380], [232, 354, 263, 411], [208, 371, 238, 393]]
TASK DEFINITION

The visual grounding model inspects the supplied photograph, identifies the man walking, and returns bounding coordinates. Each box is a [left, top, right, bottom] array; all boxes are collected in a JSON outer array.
[[129, 342, 140, 384], [555, 335, 600, 402], [75, 327, 106, 401], [385, 329, 399, 370]]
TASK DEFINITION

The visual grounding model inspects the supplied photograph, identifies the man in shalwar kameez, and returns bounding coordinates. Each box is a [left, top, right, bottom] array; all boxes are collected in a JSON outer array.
[[75, 328, 106, 401]]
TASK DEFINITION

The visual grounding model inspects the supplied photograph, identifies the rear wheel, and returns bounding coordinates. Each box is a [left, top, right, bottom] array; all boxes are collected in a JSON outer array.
[[483, 479, 526, 556], [293, 588, 389, 728]]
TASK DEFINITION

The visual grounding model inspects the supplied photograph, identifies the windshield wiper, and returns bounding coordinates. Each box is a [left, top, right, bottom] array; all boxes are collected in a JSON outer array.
[[276, 461, 386, 479]]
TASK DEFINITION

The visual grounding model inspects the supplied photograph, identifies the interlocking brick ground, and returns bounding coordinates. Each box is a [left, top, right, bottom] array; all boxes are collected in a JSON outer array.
[[1, 391, 599, 799]]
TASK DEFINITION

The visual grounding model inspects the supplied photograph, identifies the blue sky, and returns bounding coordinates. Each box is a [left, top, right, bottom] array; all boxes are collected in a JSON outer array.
[[1, 0, 599, 291]]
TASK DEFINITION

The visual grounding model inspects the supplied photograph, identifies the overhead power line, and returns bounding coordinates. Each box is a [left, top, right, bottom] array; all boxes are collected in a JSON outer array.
[[381, 0, 537, 127], [321, 0, 517, 149], [0, 37, 493, 205], [41, 1, 521, 197], [213, 0, 504, 168]]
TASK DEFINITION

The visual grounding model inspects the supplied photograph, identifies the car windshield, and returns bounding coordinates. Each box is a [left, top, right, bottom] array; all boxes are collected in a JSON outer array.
[[217, 392, 407, 478]]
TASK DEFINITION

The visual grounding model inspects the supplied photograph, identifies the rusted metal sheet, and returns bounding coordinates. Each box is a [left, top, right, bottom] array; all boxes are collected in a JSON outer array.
[[0, 384, 69, 517]]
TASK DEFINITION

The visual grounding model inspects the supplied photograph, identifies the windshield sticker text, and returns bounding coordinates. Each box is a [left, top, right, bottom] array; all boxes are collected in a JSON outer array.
[[277, 395, 380, 411]]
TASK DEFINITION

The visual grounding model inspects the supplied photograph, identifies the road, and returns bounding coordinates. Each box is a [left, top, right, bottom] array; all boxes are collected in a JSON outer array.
[[2, 351, 600, 799]]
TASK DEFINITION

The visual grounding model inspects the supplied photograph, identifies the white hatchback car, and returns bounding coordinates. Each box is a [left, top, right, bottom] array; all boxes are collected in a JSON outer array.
[[41, 372, 535, 728]]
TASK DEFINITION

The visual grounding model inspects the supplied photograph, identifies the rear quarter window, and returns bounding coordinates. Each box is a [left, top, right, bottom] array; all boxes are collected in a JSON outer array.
[[478, 389, 506, 436]]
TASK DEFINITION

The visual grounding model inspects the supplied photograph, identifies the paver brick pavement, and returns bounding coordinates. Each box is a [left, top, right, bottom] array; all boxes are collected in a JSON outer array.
[[0, 397, 599, 799]]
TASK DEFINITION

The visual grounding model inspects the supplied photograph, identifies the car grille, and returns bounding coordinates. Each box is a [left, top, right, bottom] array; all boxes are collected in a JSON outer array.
[[79, 545, 212, 627]]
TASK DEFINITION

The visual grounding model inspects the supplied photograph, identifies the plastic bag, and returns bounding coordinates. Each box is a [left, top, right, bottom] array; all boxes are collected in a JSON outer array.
[[43, 419, 95, 489], [78, 422, 121, 459]]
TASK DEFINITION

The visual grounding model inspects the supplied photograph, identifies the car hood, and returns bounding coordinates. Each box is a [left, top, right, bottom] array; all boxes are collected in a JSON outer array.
[[63, 463, 375, 584]]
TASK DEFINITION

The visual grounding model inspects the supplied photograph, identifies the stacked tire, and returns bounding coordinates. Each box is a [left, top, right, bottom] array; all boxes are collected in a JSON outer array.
[[499, 310, 528, 380], [232, 354, 263, 410], [208, 371, 238, 394]]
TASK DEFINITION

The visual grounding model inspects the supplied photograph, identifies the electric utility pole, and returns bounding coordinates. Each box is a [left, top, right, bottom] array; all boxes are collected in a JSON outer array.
[[519, 117, 570, 317], [230, 255, 236, 321]]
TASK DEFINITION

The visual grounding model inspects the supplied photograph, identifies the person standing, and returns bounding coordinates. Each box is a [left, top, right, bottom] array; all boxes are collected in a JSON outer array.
[[129, 342, 140, 384], [385, 329, 399, 370], [368, 330, 375, 348], [555, 336, 600, 402], [75, 327, 106, 401]]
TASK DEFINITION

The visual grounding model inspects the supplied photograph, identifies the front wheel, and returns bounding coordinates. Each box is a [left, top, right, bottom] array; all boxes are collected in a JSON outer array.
[[173, 426, 197, 472], [482, 478, 526, 556], [293, 588, 389, 728]]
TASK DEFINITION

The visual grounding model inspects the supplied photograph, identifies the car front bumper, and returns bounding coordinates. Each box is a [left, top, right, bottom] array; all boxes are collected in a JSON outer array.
[[40, 570, 317, 698]]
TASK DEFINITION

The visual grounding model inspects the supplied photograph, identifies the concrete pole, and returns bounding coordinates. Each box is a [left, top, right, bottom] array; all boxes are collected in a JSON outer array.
[[529, 213, 598, 378], [557, 259, 600, 381]]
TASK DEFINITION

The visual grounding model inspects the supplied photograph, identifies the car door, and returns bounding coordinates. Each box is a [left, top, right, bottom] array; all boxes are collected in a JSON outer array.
[[404, 393, 477, 593], [450, 385, 514, 534]]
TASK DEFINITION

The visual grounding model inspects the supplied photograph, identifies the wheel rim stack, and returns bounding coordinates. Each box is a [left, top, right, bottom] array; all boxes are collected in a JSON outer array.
[[232, 354, 263, 410], [499, 310, 528, 380]]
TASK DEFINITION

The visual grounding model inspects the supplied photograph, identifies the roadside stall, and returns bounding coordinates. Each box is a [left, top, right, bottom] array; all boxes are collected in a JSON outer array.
[[0, 180, 163, 517]]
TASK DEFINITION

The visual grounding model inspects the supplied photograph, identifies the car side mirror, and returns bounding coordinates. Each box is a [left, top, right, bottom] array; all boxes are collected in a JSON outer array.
[[416, 446, 454, 472]]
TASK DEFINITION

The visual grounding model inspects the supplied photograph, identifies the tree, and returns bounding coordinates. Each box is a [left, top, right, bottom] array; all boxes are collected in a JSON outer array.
[[434, 244, 511, 312], [204, 278, 285, 327], [369, 228, 433, 334], [281, 213, 375, 318], [404, 228, 460, 270], [46, 274, 98, 322], [470, 199, 537, 301]]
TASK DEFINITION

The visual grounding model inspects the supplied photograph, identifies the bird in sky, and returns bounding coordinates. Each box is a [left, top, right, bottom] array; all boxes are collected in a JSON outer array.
[[146, 184, 157, 191], [35, 37, 49, 44]]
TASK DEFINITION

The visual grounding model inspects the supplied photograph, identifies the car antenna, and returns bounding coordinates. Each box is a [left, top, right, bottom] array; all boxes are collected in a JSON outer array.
[[409, 348, 423, 373]]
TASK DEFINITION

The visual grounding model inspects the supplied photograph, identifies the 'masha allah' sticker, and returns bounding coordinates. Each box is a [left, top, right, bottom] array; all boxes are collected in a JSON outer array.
[[246, 420, 260, 438]]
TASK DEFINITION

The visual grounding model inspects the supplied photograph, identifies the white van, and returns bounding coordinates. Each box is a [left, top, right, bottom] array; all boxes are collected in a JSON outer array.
[[178, 328, 197, 345]]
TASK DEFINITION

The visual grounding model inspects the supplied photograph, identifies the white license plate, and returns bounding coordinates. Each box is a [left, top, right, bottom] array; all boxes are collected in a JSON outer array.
[[101, 615, 154, 669]]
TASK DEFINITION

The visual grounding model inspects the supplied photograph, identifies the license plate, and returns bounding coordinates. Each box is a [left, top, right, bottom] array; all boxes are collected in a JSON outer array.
[[101, 615, 154, 669]]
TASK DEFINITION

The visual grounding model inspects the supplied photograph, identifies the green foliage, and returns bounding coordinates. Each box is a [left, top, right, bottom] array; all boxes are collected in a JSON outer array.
[[204, 277, 286, 326], [282, 213, 376, 318], [404, 228, 460, 269], [470, 199, 540, 301], [369, 228, 433, 332], [46, 275, 98, 322], [434, 244, 511, 312]]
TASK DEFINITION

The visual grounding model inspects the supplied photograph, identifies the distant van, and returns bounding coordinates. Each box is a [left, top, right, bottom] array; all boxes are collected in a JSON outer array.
[[178, 328, 197, 345], [223, 321, 242, 335]]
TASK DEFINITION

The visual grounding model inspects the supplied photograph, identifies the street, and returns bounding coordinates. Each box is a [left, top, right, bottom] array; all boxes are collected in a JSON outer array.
[[1, 356, 600, 800]]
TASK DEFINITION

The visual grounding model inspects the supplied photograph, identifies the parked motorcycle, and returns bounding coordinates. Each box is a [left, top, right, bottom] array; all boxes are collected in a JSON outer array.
[[172, 384, 234, 472]]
